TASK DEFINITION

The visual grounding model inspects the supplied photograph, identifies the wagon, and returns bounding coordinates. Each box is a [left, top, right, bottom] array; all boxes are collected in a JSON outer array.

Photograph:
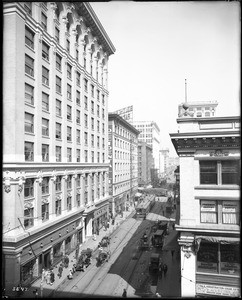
[[97, 250, 111, 265], [149, 253, 160, 273], [139, 233, 149, 250]]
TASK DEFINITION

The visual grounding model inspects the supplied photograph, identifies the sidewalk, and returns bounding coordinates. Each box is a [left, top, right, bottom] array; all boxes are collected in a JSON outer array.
[[13, 207, 135, 298]]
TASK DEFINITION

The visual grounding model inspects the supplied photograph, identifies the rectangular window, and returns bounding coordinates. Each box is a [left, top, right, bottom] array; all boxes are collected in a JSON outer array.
[[102, 138, 105, 149], [55, 27, 60, 43], [56, 76, 62, 93], [76, 72, 80, 86], [91, 85, 94, 97], [67, 126, 72, 141], [67, 64, 72, 79], [84, 132, 88, 145], [97, 152, 100, 163], [76, 129, 80, 143], [67, 148, 72, 162], [91, 117, 94, 130], [66, 39, 70, 53], [67, 195, 72, 211], [91, 134, 94, 147], [200, 160, 240, 185], [102, 95, 105, 105], [42, 203, 49, 221], [24, 208, 34, 228], [97, 105, 100, 117], [222, 201, 239, 224], [25, 54, 34, 77], [42, 118, 49, 136], [24, 178, 34, 198], [67, 175, 72, 189], [56, 54, 62, 71], [25, 113, 34, 133], [42, 92, 49, 111], [42, 41, 49, 60], [97, 90, 100, 101], [42, 144, 49, 162], [56, 146, 61, 162], [102, 123, 105, 134], [84, 78, 88, 92], [76, 49, 79, 62], [67, 105, 72, 120], [25, 26, 34, 49], [24, 2, 32, 15], [76, 193, 81, 207], [84, 58, 86, 69], [25, 83, 34, 105], [42, 66, 49, 86], [97, 136, 100, 148], [102, 108, 105, 119], [67, 84, 72, 100], [41, 12, 47, 30], [200, 161, 217, 185], [84, 114, 88, 127], [76, 90, 80, 105], [97, 120, 100, 132], [84, 96, 88, 110], [102, 153, 105, 163], [25, 142, 34, 161], [42, 177, 49, 194], [200, 200, 217, 223], [91, 101, 94, 114], [76, 110, 80, 124], [77, 149, 80, 162], [221, 161, 240, 185], [84, 150, 88, 162], [56, 99, 61, 116], [56, 176, 62, 191], [91, 151, 94, 162], [56, 123, 61, 139], [55, 199, 62, 216]]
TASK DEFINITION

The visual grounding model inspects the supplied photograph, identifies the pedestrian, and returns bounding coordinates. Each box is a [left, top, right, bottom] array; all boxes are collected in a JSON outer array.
[[172, 223, 175, 230], [122, 289, 127, 297], [58, 263, 63, 278], [67, 269, 73, 280], [72, 264, 76, 274], [158, 262, 163, 278], [163, 263, 168, 275], [33, 288, 38, 298], [156, 292, 162, 298], [50, 270, 55, 285], [171, 250, 175, 259], [107, 220, 110, 228], [112, 218, 115, 225], [46, 270, 51, 285]]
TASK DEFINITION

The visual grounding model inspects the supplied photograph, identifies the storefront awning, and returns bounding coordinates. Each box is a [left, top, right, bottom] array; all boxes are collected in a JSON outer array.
[[195, 235, 240, 244]]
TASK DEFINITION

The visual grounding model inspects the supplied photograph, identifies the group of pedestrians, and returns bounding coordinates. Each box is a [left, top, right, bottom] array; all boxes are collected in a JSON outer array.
[[42, 268, 55, 285], [158, 262, 168, 278]]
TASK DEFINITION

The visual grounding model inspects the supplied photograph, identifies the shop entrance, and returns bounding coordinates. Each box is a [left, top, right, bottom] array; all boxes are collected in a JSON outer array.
[[43, 251, 51, 269]]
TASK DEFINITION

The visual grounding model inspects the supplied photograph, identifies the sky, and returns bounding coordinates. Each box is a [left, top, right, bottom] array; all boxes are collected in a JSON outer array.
[[90, 1, 240, 156]]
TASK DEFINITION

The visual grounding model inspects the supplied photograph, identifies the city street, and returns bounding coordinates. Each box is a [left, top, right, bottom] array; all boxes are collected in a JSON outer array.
[[52, 198, 181, 298]]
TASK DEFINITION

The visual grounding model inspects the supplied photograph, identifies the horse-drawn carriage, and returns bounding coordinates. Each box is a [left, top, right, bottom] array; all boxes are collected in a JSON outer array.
[[75, 248, 93, 271], [97, 249, 111, 266], [151, 229, 165, 248], [99, 236, 110, 248], [139, 233, 149, 250]]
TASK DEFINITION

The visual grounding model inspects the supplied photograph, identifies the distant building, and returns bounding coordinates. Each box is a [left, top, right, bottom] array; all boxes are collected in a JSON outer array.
[[2, 1, 115, 290], [170, 111, 240, 298], [108, 113, 139, 216], [159, 148, 169, 177], [132, 121, 161, 172], [178, 101, 218, 118], [138, 142, 153, 187]]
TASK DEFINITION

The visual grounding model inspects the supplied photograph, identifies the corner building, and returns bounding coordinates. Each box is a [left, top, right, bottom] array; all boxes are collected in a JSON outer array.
[[108, 114, 139, 216], [3, 2, 115, 289], [170, 113, 240, 298]]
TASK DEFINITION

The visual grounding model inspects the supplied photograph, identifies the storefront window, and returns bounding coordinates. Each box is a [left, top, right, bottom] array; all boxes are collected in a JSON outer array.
[[197, 242, 240, 275], [21, 259, 37, 285], [53, 242, 63, 263]]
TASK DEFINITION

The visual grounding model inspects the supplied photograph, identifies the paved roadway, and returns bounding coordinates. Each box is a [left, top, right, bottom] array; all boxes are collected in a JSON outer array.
[[53, 199, 180, 298]]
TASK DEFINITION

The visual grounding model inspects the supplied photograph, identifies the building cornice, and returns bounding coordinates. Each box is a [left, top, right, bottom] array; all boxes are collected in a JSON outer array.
[[108, 113, 140, 135]]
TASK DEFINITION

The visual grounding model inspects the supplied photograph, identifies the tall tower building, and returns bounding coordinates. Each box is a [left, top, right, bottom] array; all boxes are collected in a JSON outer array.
[[3, 2, 115, 290], [132, 120, 161, 173]]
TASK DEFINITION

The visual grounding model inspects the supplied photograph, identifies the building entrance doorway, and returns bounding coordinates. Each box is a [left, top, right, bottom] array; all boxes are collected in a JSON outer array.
[[43, 251, 51, 269]]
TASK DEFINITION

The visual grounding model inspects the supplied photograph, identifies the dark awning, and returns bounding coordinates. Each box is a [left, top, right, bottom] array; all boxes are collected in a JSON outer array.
[[195, 235, 240, 244]]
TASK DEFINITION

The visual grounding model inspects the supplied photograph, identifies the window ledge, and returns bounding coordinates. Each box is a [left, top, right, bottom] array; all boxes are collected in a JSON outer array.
[[195, 185, 239, 190], [42, 83, 50, 89], [25, 73, 35, 80], [25, 44, 35, 53]]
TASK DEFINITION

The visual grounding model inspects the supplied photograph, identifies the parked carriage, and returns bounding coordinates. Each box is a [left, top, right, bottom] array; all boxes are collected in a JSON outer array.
[[152, 229, 165, 248], [139, 233, 149, 250], [135, 200, 151, 219]]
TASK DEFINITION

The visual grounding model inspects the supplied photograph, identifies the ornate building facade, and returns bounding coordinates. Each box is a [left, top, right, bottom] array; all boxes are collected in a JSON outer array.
[[3, 2, 115, 289], [138, 142, 152, 187], [170, 108, 240, 297], [108, 114, 139, 216]]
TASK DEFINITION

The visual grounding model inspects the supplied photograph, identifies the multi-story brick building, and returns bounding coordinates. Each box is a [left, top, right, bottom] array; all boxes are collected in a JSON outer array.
[[3, 1, 115, 289], [138, 142, 152, 187], [108, 114, 139, 216], [170, 107, 240, 298]]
